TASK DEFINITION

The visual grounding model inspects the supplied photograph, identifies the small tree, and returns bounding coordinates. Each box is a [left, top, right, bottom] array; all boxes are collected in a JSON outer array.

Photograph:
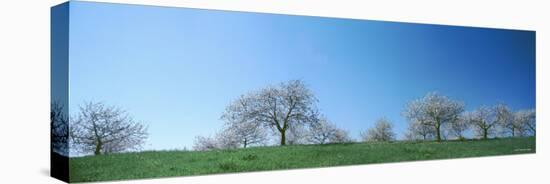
[[464, 106, 499, 139], [404, 120, 434, 141], [51, 102, 69, 156], [221, 122, 267, 148], [282, 123, 309, 145], [192, 135, 219, 151], [331, 128, 353, 143], [307, 118, 337, 144], [70, 102, 148, 155], [514, 109, 536, 136], [403, 92, 464, 142], [361, 118, 395, 142], [494, 103, 515, 137], [447, 115, 469, 140], [221, 95, 268, 148], [306, 118, 352, 144], [192, 130, 241, 151], [215, 130, 241, 150]]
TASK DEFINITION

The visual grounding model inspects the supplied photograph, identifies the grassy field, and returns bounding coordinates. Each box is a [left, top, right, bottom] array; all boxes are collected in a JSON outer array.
[[69, 136, 535, 182]]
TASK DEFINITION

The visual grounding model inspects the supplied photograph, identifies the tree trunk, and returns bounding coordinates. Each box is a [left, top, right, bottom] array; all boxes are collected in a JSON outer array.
[[94, 140, 102, 155], [435, 123, 441, 142], [483, 129, 488, 140], [280, 130, 286, 146], [243, 139, 248, 148]]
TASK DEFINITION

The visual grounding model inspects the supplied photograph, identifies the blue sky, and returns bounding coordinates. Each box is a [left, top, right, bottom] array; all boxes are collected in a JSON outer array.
[[67, 1, 535, 150]]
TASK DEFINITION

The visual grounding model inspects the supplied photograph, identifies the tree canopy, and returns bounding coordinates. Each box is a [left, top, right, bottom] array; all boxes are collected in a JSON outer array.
[[70, 102, 148, 155]]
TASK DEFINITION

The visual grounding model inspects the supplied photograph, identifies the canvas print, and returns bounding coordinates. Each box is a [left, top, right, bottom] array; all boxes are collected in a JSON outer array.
[[51, 1, 536, 183]]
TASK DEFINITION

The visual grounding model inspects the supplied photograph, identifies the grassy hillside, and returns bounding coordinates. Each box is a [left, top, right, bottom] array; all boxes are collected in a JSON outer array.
[[69, 137, 535, 182]]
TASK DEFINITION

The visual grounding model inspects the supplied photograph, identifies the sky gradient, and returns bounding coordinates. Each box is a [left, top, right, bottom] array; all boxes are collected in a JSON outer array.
[[67, 1, 536, 151]]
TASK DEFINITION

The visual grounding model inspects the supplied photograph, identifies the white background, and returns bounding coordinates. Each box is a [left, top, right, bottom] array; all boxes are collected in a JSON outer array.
[[0, 0, 547, 183]]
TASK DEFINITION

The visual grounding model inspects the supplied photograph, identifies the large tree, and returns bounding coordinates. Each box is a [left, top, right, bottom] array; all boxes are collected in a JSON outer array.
[[403, 92, 464, 142], [224, 80, 319, 146], [361, 118, 395, 142], [70, 102, 148, 155]]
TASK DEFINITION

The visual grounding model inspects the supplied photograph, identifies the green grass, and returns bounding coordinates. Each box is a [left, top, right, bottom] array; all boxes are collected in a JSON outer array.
[[69, 136, 535, 183]]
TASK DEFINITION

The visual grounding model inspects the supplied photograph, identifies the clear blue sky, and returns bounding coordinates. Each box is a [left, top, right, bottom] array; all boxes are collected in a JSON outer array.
[[67, 1, 535, 150]]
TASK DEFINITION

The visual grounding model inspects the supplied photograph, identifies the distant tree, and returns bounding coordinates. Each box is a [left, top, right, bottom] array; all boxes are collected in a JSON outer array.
[[404, 120, 434, 141], [464, 106, 499, 139], [280, 123, 308, 145], [403, 92, 464, 142], [493, 104, 516, 137], [70, 102, 148, 155], [221, 96, 268, 148], [514, 109, 536, 136], [305, 117, 352, 144], [447, 115, 469, 140], [331, 128, 353, 143], [51, 102, 69, 156], [361, 118, 395, 142], [192, 135, 219, 151], [220, 122, 267, 148], [403, 132, 416, 141], [223, 80, 320, 146], [192, 128, 244, 151], [215, 130, 241, 150], [307, 118, 338, 144], [507, 115, 527, 137]]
